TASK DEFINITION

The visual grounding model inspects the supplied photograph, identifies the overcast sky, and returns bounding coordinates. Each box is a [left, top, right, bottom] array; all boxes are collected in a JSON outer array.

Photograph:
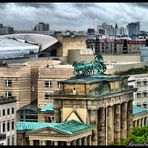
[[0, 3, 147, 31]]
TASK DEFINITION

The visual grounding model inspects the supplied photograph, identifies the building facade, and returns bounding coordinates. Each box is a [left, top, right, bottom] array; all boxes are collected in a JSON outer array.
[[34, 22, 49, 31], [0, 64, 31, 110], [86, 38, 145, 55], [0, 96, 17, 145], [133, 105, 148, 127], [128, 73, 148, 108], [17, 120, 93, 146], [38, 64, 73, 109], [127, 22, 140, 39], [52, 73, 136, 145]]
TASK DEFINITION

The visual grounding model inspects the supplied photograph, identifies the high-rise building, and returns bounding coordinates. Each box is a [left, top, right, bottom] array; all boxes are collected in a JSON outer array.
[[0, 24, 14, 35], [34, 22, 49, 31], [127, 22, 140, 39]]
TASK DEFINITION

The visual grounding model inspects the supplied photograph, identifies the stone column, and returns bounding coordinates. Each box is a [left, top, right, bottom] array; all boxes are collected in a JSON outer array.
[[53, 100, 62, 123], [142, 118, 145, 127], [88, 135, 92, 145], [144, 117, 147, 126], [127, 100, 133, 136], [54, 141, 58, 146], [114, 104, 121, 143], [98, 108, 105, 145], [84, 137, 87, 145], [29, 140, 33, 146], [54, 107, 61, 123], [88, 108, 97, 145], [40, 140, 46, 145], [146, 117, 148, 126], [135, 120, 137, 127], [107, 106, 114, 145], [66, 141, 71, 146], [140, 119, 143, 127], [121, 102, 127, 140], [77, 138, 82, 146], [71, 140, 76, 146]]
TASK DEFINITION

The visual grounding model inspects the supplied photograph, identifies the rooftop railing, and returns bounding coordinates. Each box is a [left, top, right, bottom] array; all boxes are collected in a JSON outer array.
[[0, 96, 17, 104]]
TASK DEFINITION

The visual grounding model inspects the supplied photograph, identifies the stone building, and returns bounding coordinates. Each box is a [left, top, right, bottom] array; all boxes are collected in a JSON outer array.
[[52, 73, 137, 145], [0, 96, 17, 145], [128, 73, 148, 108], [16, 60, 73, 123], [37, 64, 73, 109], [17, 120, 93, 146], [57, 35, 87, 59], [0, 64, 31, 110], [133, 105, 148, 127]]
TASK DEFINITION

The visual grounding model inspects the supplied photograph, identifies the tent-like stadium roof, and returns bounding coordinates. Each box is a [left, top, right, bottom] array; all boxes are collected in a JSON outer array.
[[0, 33, 58, 52]]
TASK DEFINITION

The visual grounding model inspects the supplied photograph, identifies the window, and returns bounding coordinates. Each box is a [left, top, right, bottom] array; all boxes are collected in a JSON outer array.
[[57, 82, 60, 88], [12, 121, 14, 130], [143, 80, 147, 86], [3, 109, 5, 116], [137, 92, 141, 98], [7, 108, 10, 115], [5, 91, 12, 98], [12, 136, 15, 145], [7, 137, 10, 145], [45, 117, 52, 123], [7, 121, 10, 131], [143, 91, 147, 97], [5, 80, 12, 87], [45, 81, 52, 87], [45, 92, 50, 99], [12, 108, 14, 114], [137, 80, 141, 87], [3, 122, 5, 132]]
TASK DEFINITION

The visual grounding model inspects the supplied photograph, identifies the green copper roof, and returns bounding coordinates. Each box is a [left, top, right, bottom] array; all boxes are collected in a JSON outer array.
[[133, 105, 148, 115], [18, 101, 40, 113], [17, 121, 57, 131], [41, 103, 54, 112], [61, 73, 128, 84], [51, 120, 93, 134], [17, 120, 93, 135]]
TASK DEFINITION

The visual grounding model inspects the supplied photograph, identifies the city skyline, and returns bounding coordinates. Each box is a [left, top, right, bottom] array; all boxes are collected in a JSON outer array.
[[0, 3, 147, 31]]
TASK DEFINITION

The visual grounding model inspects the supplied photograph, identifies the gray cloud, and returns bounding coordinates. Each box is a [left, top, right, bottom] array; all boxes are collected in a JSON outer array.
[[14, 3, 55, 9], [0, 3, 148, 31]]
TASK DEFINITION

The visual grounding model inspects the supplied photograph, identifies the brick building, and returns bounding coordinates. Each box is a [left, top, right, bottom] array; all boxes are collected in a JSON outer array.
[[86, 38, 145, 55]]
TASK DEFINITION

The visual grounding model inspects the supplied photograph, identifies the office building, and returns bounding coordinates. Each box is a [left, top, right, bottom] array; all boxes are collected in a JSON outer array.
[[127, 22, 140, 39], [34, 22, 49, 31], [0, 96, 17, 145], [128, 73, 148, 108]]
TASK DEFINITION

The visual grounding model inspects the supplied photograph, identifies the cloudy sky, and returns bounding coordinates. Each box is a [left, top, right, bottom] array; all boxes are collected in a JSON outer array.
[[0, 3, 147, 31]]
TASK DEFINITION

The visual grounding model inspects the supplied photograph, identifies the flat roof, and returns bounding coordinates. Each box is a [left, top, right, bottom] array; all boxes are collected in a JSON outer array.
[[0, 39, 39, 50], [133, 105, 148, 115], [60, 73, 128, 84], [0, 34, 58, 52]]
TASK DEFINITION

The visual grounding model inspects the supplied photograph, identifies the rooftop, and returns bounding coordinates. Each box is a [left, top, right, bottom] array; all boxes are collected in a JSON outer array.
[[18, 101, 40, 113], [17, 120, 93, 135], [133, 105, 148, 115], [0, 96, 16, 105], [41, 103, 54, 112], [0, 34, 58, 52], [0, 39, 39, 50], [60, 73, 128, 84]]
